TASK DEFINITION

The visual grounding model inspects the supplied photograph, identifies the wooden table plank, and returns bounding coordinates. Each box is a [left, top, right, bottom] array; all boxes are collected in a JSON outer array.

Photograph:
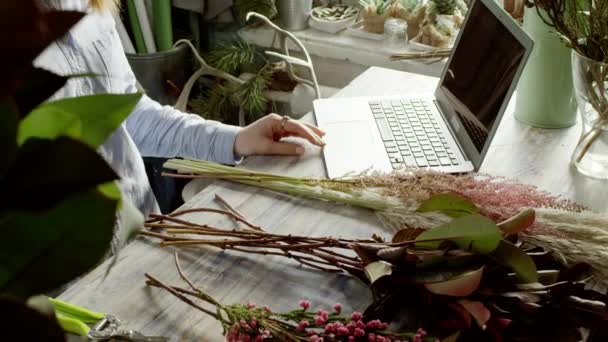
[[60, 67, 608, 342]]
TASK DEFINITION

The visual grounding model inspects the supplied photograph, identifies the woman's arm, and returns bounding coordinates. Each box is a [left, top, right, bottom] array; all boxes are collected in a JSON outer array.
[[125, 95, 241, 164]]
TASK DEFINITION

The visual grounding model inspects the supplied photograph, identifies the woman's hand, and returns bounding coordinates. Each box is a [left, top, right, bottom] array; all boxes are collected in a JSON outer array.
[[234, 114, 325, 157]]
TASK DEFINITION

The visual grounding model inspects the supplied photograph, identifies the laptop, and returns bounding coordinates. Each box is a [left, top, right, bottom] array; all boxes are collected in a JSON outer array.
[[313, 0, 533, 178]]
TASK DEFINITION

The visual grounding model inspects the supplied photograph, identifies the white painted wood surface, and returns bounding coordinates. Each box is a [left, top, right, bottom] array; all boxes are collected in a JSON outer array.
[[60, 67, 608, 342]]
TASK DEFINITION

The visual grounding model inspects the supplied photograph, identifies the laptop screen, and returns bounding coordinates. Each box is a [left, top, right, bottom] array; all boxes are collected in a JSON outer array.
[[439, 0, 527, 152]]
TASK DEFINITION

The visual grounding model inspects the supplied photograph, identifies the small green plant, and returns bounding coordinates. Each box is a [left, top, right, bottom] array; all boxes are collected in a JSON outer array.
[[359, 0, 393, 15]]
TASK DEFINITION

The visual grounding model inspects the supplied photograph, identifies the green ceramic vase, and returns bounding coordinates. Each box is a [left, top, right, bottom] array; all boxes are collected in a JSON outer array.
[[514, 7, 577, 128]]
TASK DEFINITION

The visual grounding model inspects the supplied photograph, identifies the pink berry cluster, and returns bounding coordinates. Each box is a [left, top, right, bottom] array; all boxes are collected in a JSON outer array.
[[296, 300, 429, 342], [225, 317, 271, 342], [225, 303, 273, 342]]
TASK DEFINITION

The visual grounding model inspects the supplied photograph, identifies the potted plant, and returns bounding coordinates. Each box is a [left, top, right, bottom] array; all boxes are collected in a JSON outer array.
[[528, 0, 608, 178]]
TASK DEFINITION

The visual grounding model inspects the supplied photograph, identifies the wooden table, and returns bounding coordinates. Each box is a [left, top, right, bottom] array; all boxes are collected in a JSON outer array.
[[60, 67, 608, 341]]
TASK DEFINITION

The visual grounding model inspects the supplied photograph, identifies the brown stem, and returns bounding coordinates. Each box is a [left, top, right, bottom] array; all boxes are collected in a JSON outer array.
[[576, 109, 608, 163], [140, 230, 184, 241], [144, 273, 219, 319], [214, 194, 250, 224], [170, 207, 263, 231]]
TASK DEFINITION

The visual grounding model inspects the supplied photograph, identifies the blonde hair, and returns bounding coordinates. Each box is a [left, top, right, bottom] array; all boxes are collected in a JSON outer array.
[[90, 0, 120, 12]]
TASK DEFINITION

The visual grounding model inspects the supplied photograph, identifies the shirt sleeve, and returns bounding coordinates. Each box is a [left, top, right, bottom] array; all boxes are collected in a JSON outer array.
[[125, 95, 242, 164], [104, 12, 241, 164]]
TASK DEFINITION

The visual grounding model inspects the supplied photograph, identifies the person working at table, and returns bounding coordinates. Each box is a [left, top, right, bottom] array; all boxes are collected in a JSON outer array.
[[36, 0, 325, 251]]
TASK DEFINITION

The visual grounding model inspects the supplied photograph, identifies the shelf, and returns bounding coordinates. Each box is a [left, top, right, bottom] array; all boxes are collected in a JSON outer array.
[[239, 25, 445, 78]]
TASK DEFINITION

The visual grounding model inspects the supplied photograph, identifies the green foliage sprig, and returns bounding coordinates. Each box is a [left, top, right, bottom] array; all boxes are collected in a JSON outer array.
[[206, 39, 258, 75]]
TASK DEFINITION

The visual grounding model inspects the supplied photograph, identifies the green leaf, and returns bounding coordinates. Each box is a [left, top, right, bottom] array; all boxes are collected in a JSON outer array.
[[0, 137, 118, 211], [497, 208, 535, 235], [364, 261, 393, 284], [18, 93, 142, 147], [416, 215, 502, 254], [0, 189, 117, 298], [0, 101, 18, 177], [491, 240, 538, 283], [423, 266, 484, 296], [416, 193, 478, 217]]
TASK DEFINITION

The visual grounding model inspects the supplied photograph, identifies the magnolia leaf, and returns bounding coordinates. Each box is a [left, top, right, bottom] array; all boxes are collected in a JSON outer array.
[[0, 137, 118, 211], [424, 266, 484, 296], [458, 299, 491, 328], [352, 244, 382, 264], [441, 331, 461, 342], [376, 246, 408, 262], [416, 193, 478, 217], [0, 297, 64, 342], [392, 228, 426, 243], [497, 208, 535, 235], [416, 215, 502, 254], [0, 189, 117, 298], [491, 240, 538, 283], [0, 101, 18, 177], [18, 93, 142, 147], [364, 261, 393, 284]]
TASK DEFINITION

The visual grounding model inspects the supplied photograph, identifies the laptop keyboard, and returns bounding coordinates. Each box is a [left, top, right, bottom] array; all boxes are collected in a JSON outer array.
[[370, 99, 460, 169]]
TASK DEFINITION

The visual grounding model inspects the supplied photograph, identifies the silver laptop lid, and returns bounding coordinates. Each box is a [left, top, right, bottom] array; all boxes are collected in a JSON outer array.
[[434, 0, 533, 169]]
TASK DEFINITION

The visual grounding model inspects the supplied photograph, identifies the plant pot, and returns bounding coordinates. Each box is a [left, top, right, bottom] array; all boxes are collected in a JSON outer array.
[[276, 0, 313, 31], [126, 43, 193, 106], [514, 7, 577, 128], [361, 8, 390, 34], [570, 51, 608, 179]]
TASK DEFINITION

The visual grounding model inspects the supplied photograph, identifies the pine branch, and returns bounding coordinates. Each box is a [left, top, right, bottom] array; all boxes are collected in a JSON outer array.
[[206, 39, 258, 75], [232, 65, 272, 119]]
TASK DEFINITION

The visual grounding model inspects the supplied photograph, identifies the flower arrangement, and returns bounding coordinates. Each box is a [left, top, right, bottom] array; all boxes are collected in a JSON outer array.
[[142, 193, 608, 340], [145, 253, 436, 342], [528, 0, 608, 176], [162, 159, 608, 286]]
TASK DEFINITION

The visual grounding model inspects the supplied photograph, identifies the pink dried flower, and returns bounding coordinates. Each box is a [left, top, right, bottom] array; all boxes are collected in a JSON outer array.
[[366, 319, 382, 329], [250, 318, 257, 329], [310, 335, 323, 342], [351, 311, 363, 321], [337, 326, 350, 335], [317, 309, 329, 319], [333, 303, 342, 314], [247, 302, 256, 309], [299, 299, 311, 310], [349, 337, 355, 342], [324, 322, 335, 334], [314, 314, 327, 325], [297, 320, 310, 332], [354, 328, 366, 336], [416, 328, 427, 337], [263, 305, 271, 312]]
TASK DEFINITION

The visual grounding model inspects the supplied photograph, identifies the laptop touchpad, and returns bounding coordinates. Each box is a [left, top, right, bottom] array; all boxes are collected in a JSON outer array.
[[322, 121, 376, 177]]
